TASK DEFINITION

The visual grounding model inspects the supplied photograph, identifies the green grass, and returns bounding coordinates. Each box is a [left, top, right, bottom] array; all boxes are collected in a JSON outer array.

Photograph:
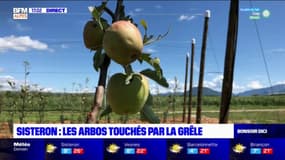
[[205, 111, 285, 123], [1, 91, 285, 123]]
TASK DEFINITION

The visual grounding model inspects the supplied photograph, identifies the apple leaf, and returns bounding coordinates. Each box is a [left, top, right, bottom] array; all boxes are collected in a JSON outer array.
[[96, 1, 107, 14], [150, 58, 162, 78], [99, 105, 112, 119], [93, 49, 105, 72], [138, 53, 151, 64], [139, 53, 163, 79], [140, 19, 148, 34], [143, 28, 169, 46], [143, 35, 154, 45], [140, 69, 169, 88], [140, 93, 160, 123], [91, 7, 104, 31], [90, 2, 107, 29]]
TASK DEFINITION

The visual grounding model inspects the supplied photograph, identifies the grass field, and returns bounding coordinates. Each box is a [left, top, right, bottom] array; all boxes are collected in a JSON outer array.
[[0, 91, 285, 124]]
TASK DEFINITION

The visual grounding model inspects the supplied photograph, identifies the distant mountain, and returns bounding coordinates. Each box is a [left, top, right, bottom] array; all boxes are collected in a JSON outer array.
[[160, 87, 221, 96], [238, 84, 285, 96]]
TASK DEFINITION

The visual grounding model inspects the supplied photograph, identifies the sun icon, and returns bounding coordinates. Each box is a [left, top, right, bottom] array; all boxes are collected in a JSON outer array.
[[232, 143, 246, 154], [46, 144, 57, 153], [106, 143, 120, 154], [262, 9, 270, 18], [169, 144, 183, 154]]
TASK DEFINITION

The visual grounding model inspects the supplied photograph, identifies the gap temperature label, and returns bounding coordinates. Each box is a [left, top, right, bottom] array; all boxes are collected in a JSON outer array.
[[29, 7, 67, 14]]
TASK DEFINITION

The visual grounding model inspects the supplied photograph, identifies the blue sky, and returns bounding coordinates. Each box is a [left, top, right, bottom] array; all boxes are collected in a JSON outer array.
[[0, 1, 285, 94]]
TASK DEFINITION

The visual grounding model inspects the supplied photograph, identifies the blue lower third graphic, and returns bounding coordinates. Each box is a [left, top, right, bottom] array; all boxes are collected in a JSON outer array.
[[250, 148, 261, 154], [124, 148, 135, 154], [61, 148, 72, 154], [187, 148, 199, 154]]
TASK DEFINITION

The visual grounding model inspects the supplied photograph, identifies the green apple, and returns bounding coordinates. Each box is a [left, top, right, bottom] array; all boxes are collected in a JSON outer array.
[[103, 20, 143, 65], [83, 20, 108, 50], [106, 73, 149, 115]]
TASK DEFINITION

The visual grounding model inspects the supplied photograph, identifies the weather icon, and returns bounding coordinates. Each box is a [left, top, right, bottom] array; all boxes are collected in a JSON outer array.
[[169, 144, 183, 154], [232, 143, 246, 154], [262, 9, 270, 18], [106, 143, 120, 154], [46, 144, 57, 153]]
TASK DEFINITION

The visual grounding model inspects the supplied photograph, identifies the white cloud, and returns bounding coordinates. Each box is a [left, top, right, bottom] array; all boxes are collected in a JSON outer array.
[[193, 62, 200, 73], [134, 8, 143, 12], [203, 76, 265, 93], [8, 20, 31, 32], [60, 44, 69, 49], [178, 14, 202, 21], [270, 48, 285, 54], [153, 86, 171, 95], [179, 15, 195, 21], [275, 81, 285, 85], [0, 67, 4, 72], [128, 11, 135, 16], [0, 35, 49, 52], [204, 75, 223, 91], [40, 87, 53, 92], [149, 77, 184, 95], [155, 5, 162, 9], [150, 75, 223, 95], [127, 8, 143, 16], [149, 74, 272, 95], [232, 82, 246, 94], [0, 75, 18, 90], [246, 80, 264, 89], [168, 78, 184, 92], [0, 75, 53, 92], [15, 22, 30, 31], [144, 47, 157, 53]]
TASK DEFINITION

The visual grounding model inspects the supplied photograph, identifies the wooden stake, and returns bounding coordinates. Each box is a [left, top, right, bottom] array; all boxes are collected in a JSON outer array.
[[187, 38, 195, 124], [196, 10, 210, 124], [219, 0, 239, 123], [86, 0, 123, 123], [182, 53, 189, 122]]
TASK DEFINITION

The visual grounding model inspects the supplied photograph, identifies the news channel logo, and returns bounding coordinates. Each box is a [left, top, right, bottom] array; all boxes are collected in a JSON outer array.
[[13, 7, 67, 20], [13, 8, 28, 19]]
